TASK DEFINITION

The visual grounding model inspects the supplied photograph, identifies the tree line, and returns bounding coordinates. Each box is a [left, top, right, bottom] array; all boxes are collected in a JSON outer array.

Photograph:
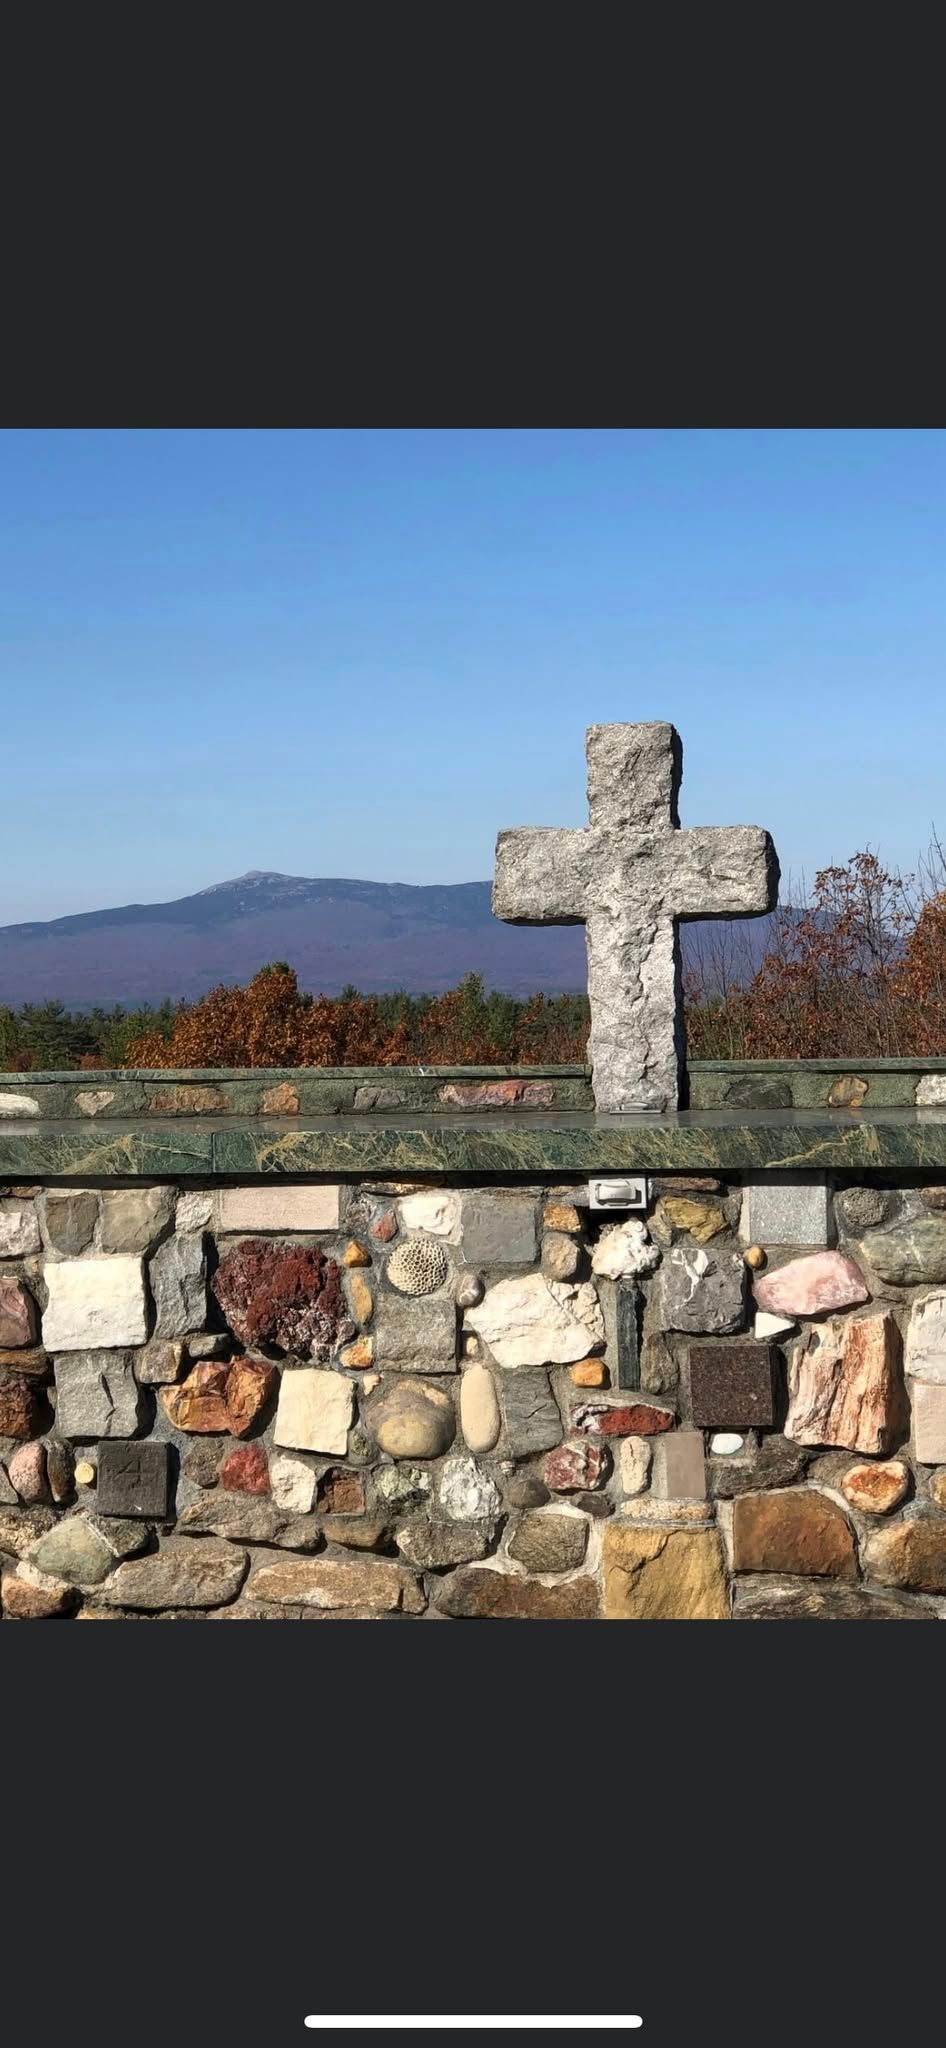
[[3, 847, 946, 1069]]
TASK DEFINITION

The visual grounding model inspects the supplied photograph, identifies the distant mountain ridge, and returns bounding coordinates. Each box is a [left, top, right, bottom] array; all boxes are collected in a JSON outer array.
[[0, 871, 778, 1008]]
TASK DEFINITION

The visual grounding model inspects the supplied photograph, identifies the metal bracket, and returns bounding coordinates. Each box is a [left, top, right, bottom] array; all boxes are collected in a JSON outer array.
[[587, 1176, 649, 1211]]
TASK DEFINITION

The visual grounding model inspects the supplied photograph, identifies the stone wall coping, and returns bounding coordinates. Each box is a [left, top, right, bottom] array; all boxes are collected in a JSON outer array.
[[4, 1059, 946, 1084], [2, 1103, 946, 1176]]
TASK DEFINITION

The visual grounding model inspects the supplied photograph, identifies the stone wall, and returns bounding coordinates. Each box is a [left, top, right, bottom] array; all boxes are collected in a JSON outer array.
[[3, 1059, 946, 1121], [3, 1169, 946, 1619]]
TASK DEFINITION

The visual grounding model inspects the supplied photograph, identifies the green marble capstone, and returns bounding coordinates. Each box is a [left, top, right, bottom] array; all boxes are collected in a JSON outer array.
[[2, 1105, 946, 1178]]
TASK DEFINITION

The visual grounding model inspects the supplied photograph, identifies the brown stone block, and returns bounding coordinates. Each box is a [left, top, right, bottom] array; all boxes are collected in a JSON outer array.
[[863, 1517, 946, 1594], [0, 1346, 49, 1376], [732, 1488, 857, 1578], [434, 1567, 599, 1619], [688, 1342, 776, 1428]]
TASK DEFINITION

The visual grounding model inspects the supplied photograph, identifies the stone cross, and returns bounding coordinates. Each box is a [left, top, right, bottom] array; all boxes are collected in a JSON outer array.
[[492, 721, 779, 1113]]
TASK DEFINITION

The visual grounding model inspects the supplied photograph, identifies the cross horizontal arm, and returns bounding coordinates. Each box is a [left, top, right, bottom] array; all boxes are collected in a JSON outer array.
[[672, 825, 780, 921], [492, 827, 588, 924]]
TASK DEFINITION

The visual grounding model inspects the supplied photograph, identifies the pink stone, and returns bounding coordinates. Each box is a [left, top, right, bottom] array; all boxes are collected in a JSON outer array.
[[754, 1251, 869, 1320], [7, 1440, 50, 1505], [438, 1080, 555, 1109], [542, 1438, 611, 1491], [218, 1442, 270, 1495], [0, 1277, 37, 1349], [785, 1311, 904, 1454]]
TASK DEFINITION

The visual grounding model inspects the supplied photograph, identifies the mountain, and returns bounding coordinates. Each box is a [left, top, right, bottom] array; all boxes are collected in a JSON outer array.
[[0, 871, 778, 1008]]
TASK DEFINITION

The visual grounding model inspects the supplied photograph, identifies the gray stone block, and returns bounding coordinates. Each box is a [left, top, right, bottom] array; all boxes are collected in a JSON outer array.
[[99, 1187, 175, 1254], [373, 1290, 458, 1369], [500, 1367, 563, 1455], [742, 1177, 832, 1247], [659, 1246, 746, 1335], [149, 1233, 207, 1338], [37, 1190, 98, 1256], [53, 1350, 145, 1440], [459, 1192, 539, 1266], [96, 1440, 171, 1518]]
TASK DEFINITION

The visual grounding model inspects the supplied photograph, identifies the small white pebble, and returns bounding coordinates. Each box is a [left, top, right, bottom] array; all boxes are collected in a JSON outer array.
[[710, 1433, 744, 1456]]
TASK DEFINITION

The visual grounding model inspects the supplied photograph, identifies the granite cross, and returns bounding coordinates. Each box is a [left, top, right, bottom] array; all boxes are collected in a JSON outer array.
[[492, 721, 779, 1113]]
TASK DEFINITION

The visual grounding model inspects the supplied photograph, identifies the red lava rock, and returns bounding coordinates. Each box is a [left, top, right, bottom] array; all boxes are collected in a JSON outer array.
[[218, 1442, 270, 1495], [7, 1440, 50, 1504], [0, 1278, 37, 1349], [573, 1401, 674, 1438], [0, 1368, 43, 1439], [212, 1240, 346, 1358], [542, 1439, 611, 1491]]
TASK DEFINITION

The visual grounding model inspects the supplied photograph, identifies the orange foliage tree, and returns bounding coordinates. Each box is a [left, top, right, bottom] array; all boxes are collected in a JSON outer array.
[[110, 849, 946, 1069], [124, 965, 589, 1068]]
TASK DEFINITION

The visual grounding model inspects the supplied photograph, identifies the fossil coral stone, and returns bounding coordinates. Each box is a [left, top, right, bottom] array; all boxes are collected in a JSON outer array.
[[211, 1240, 345, 1359], [386, 1238, 449, 1297]]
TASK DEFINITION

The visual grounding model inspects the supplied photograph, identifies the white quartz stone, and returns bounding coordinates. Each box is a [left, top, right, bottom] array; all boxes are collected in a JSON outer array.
[[710, 1433, 745, 1456], [43, 1256, 148, 1351], [754, 1310, 796, 1339], [0, 1092, 40, 1117], [397, 1190, 462, 1240], [438, 1455, 501, 1522], [465, 1272, 604, 1368], [591, 1218, 660, 1280], [270, 1453, 319, 1514]]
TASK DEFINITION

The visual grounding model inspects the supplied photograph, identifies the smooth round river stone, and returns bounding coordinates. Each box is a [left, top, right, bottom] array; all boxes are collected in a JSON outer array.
[[31, 1516, 116, 1586], [929, 1469, 946, 1508], [459, 1364, 501, 1454], [710, 1433, 745, 1456], [840, 1459, 910, 1516], [366, 1378, 456, 1459]]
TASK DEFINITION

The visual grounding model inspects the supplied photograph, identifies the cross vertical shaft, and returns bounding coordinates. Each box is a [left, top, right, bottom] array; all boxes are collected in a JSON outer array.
[[492, 721, 779, 1113]]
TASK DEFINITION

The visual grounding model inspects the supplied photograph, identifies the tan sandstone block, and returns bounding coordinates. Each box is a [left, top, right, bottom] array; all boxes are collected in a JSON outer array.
[[602, 1523, 729, 1620]]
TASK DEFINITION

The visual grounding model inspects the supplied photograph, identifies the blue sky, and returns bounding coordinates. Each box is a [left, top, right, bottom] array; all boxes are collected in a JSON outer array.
[[1, 427, 943, 923]]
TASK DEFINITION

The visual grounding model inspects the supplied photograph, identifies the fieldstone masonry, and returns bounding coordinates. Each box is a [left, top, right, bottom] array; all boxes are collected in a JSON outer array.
[[1, 1163, 945, 1619], [493, 720, 779, 1110]]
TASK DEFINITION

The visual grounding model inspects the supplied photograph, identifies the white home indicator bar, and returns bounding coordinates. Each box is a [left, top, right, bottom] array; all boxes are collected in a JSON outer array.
[[304, 2021, 643, 2032]]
